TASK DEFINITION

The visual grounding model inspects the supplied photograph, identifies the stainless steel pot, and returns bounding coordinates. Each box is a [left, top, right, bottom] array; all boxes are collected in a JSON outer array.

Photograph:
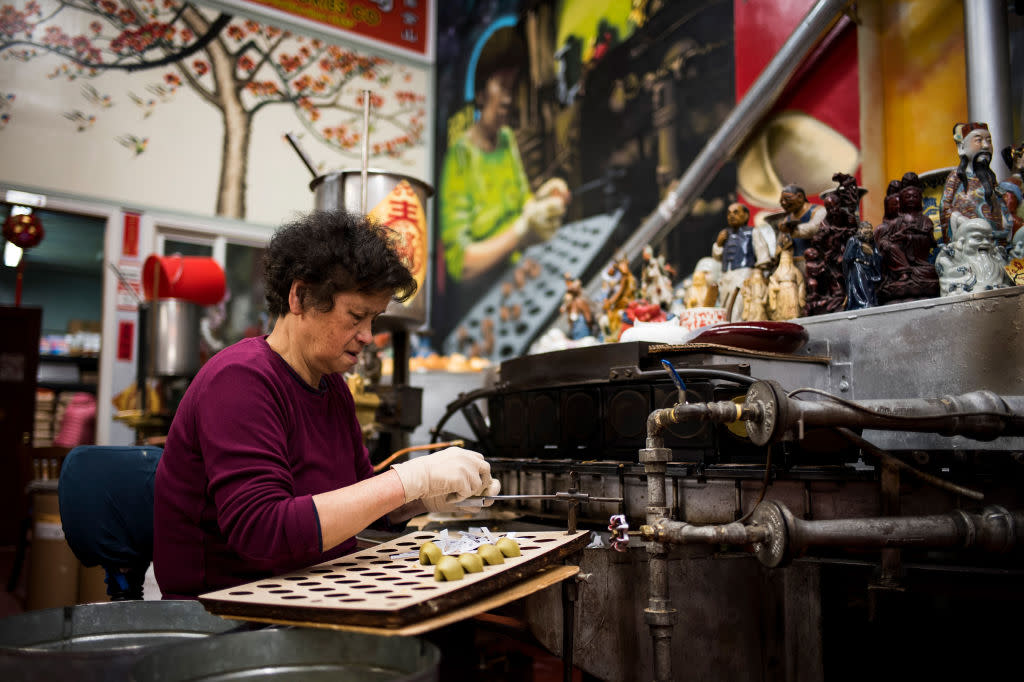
[[148, 299, 200, 377], [311, 169, 434, 329]]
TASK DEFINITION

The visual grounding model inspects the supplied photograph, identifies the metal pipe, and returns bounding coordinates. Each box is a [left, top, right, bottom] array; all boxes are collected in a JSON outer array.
[[766, 390, 1024, 443], [361, 89, 371, 213], [782, 507, 1024, 553], [585, 0, 851, 295], [640, 430, 675, 681], [643, 502, 1024, 567], [964, 0, 1012, 154]]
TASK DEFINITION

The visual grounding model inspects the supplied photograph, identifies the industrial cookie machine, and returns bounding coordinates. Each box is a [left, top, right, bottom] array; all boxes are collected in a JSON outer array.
[[432, 287, 1024, 681]]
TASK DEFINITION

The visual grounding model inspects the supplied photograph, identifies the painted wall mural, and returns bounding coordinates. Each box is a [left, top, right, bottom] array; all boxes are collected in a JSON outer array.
[[0, 0, 430, 225]]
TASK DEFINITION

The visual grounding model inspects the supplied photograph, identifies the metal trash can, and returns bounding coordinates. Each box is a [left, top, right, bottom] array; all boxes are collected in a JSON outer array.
[[133, 627, 440, 681], [0, 600, 240, 682]]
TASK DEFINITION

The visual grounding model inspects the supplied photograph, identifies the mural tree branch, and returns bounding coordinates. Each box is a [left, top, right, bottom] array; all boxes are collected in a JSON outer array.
[[0, 0, 426, 218]]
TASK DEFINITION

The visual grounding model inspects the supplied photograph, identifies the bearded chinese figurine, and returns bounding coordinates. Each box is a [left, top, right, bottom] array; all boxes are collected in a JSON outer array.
[[940, 122, 1015, 245], [934, 212, 1010, 296]]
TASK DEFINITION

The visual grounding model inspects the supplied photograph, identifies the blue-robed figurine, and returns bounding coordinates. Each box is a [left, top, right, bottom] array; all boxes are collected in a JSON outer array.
[[842, 223, 882, 310]]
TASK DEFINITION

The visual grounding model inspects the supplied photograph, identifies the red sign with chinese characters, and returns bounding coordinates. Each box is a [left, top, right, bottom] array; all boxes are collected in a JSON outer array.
[[248, 0, 429, 58], [122, 212, 140, 258]]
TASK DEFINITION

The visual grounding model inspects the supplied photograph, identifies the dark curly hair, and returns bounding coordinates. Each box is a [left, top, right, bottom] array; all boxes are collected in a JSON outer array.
[[262, 209, 417, 318]]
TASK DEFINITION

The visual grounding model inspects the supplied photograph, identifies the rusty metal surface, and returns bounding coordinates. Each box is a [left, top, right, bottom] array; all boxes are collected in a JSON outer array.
[[523, 546, 822, 682]]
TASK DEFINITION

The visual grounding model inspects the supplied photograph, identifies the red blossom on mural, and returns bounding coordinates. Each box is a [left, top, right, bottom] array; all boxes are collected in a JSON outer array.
[[1, 0, 425, 219]]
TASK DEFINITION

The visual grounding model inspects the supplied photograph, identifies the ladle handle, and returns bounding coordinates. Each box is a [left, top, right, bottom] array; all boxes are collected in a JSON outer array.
[[285, 132, 318, 179]]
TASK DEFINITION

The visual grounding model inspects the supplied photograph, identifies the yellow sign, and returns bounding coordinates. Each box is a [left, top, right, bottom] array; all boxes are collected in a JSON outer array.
[[368, 179, 427, 306]]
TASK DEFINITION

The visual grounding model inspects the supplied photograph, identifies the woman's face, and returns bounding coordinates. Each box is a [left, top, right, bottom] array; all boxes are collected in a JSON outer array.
[[296, 289, 393, 379], [477, 67, 518, 132]]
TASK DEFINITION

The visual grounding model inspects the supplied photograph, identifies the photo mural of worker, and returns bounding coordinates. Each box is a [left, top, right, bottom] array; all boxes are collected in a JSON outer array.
[[432, 0, 737, 359]]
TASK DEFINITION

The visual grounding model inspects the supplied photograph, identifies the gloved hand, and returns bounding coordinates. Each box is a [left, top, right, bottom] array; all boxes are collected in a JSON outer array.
[[392, 446, 493, 504], [536, 177, 570, 203], [517, 195, 566, 242], [422, 479, 501, 513]]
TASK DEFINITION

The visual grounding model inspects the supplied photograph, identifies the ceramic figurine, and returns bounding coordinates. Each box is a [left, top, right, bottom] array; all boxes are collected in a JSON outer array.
[[711, 202, 757, 321], [805, 173, 867, 315], [560, 273, 597, 340], [601, 255, 637, 341], [934, 212, 1010, 296], [877, 172, 940, 304], [767, 233, 807, 321], [874, 180, 902, 246], [640, 245, 675, 311], [777, 183, 827, 265], [940, 122, 1015, 244], [740, 268, 769, 321], [683, 269, 719, 309], [842, 222, 883, 310], [999, 142, 1024, 251]]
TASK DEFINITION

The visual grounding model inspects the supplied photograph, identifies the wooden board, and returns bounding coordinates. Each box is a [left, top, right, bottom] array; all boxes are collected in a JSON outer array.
[[213, 565, 580, 636], [199, 529, 590, 629]]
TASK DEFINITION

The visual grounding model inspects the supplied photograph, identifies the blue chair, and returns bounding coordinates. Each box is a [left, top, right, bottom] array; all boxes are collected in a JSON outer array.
[[58, 446, 163, 601]]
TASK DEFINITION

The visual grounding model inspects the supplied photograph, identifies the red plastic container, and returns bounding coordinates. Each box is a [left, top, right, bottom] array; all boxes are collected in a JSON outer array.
[[142, 254, 226, 305]]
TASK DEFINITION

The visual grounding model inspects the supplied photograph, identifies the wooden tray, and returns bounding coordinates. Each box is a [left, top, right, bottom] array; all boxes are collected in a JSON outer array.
[[199, 529, 590, 629]]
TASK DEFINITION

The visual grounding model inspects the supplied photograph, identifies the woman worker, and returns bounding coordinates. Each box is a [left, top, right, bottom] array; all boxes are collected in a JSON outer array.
[[153, 210, 499, 599]]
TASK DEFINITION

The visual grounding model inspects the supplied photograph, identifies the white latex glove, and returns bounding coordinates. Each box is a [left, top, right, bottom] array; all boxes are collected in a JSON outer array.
[[423, 479, 501, 513], [517, 195, 566, 242], [536, 177, 570, 202], [391, 446, 493, 504]]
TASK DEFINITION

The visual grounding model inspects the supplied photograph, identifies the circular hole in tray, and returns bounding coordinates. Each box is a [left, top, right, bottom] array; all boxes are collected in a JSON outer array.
[[310, 587, 334, 592], [354, 555, 376, 561], [331, 561, 356, 567], [520, 545, 539, 551], [309, 568, 332, 573], [370, 560, 390, 565], [395, 581, 418, 586], [339, 597, 366, 603], [282, 595, 307, 600], [283, 576, 306, 581], [334, 579, 360, 584], [366, 589, 391, 594], [227, 591, 253, 595], [516, 535, 535, 539], [323, 593, 346, 598], [350, 584, 375, 590], [413, 534, 435, 540], [376, 548, 393, 554], [321, 573, 344, 579], [268, 589, 293, 594], [398, 568, 421, 574], [256, 583, 281, 589], [387, 594, 412, 600], [535, 539, 556, 543], [297, 581, 319, 586], [378, 576, 401, 581], [362, 572, 386, 577], [412, 586, 438, 591], [348, 566, 370, 572], [396, 541, 416, 547]]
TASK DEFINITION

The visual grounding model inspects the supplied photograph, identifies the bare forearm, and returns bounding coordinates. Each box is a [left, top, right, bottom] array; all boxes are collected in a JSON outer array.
[[312, 469, 407, 551], [461, 223, 524, 279]]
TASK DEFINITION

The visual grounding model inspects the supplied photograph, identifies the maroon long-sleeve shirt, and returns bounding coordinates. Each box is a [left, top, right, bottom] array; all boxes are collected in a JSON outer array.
[[153, 336, 374, 599]]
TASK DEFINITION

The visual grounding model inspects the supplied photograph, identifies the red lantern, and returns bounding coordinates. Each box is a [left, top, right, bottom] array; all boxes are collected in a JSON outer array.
[[3, 211, 45, 249], [4, 209, 45, 306]]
